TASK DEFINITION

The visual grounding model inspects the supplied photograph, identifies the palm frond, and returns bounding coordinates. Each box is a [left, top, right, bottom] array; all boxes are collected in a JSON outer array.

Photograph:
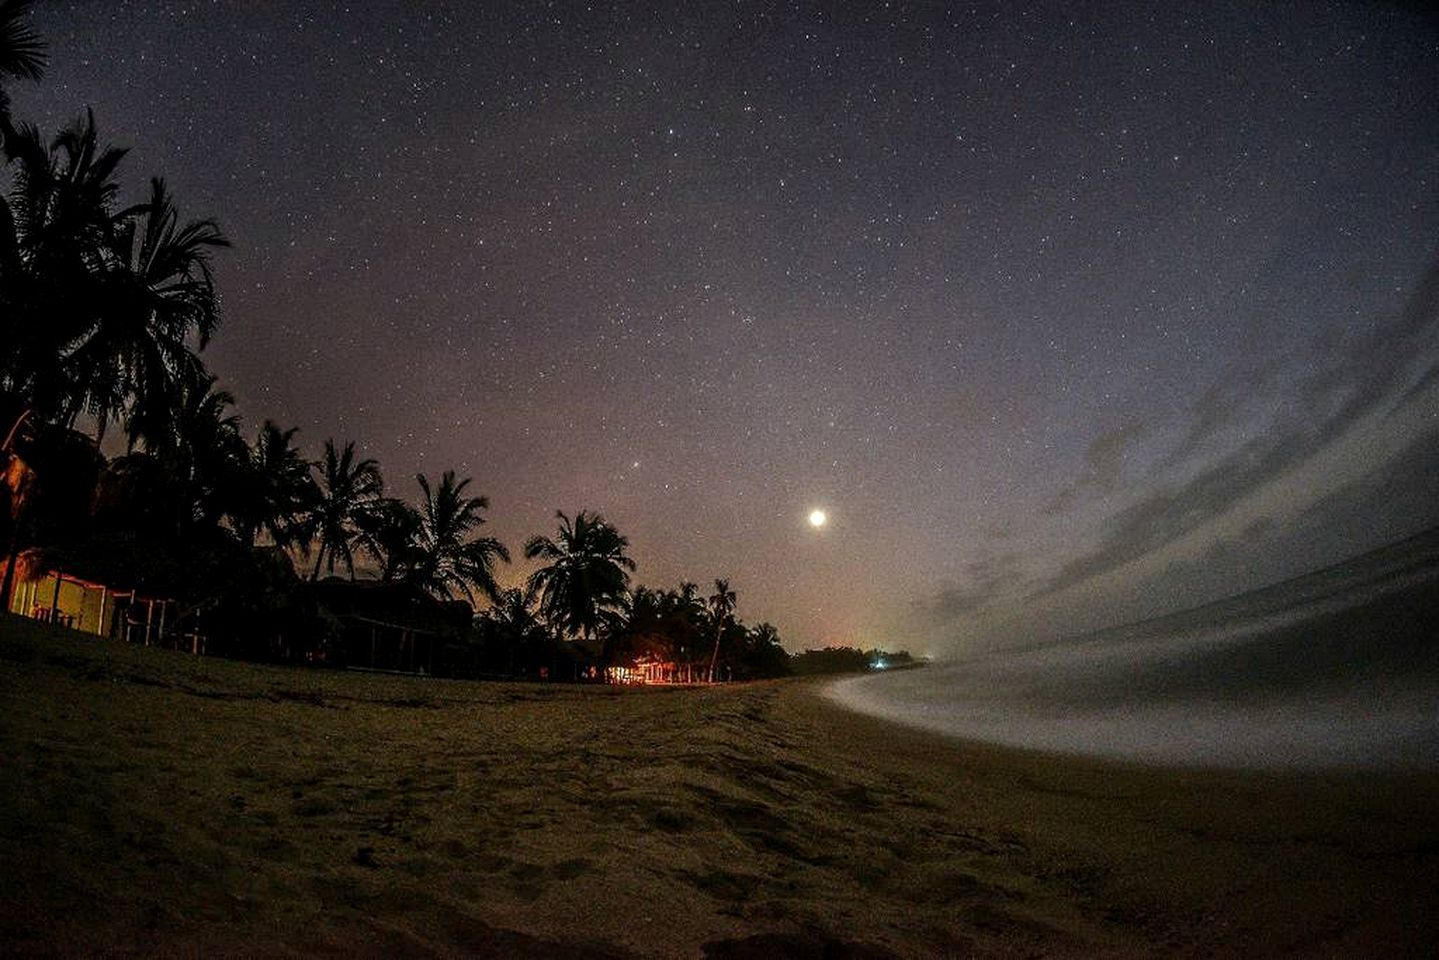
[[0, 0, 46, 82]]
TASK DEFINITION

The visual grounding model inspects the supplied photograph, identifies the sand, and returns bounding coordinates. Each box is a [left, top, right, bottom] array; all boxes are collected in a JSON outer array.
[[2, 615, 1437, 958]]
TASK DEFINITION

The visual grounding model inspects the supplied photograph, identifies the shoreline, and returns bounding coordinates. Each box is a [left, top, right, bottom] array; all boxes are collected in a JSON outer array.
[[823, 667, 1439, 773], [800, 674, 1439, 955], [4, 617, 1438, 957]]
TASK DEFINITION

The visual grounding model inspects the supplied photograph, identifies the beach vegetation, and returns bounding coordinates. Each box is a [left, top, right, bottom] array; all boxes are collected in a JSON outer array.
[[524, 509, 635, 643], [229, 420, 316, 549], [304, 439, 383, 580], [406, 470, 510, 605], [706, 577, 736, 681], [0, 5, 801, 683], [0, 0, 45, 143], [355, 494, 422, 582], [790, 646, 915, 676]]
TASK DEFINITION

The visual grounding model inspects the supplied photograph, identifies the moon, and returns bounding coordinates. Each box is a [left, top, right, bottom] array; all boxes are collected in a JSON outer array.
[[808, 509, 828, 528]]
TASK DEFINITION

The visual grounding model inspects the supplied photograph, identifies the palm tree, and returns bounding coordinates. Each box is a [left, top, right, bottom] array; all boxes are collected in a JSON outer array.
[[123, 369, 243, 531], [75, 176, 228, 444], [482, 583, 549, 675], [706, 578, 736, 682], [356, 496, 421, 582], [677, 580, 702, 614], [749, 622, 780, 648], [620, 585, 660, 629], [407, 470, 510, 604], [229, 420, 315, 548], [0, 0, 45, 146], [524, 510, 635, 645], [305, 439, 382, 580], [742, 621, 790, 679], [0, 114, 127, 424], [1, 117, 225, 444], [658, 580, 707, 679]]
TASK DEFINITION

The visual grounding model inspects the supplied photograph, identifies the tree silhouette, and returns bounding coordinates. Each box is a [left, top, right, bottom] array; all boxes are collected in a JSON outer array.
[[1, 118, 226, 443], [408, 470, 510, 603], [479, 583, 550, 675], [743, 622, 791, 679], [749, 621, 780, 648], [305, 439, 382, 580], [524, 510, 635, 646], [229, 420, 316, 548], [0, 114, 128, 425], [676, 580, 702, 617], [356, 495, 421, 582], [99, 368, 244, 535], [83, 176, 228, 444], [707, 577, 736, 681], [0, 0, 45, 147]]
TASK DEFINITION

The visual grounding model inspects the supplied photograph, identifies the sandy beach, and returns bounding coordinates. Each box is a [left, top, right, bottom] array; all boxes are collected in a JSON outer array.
[[2, 616, 1437, 958]]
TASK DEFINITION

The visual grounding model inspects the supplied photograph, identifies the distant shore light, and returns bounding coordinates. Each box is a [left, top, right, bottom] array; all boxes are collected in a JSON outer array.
[[808, 509, 827, 528]]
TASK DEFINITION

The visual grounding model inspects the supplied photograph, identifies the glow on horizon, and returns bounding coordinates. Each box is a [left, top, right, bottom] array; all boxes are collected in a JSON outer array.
[[808, 509, 828, 528]]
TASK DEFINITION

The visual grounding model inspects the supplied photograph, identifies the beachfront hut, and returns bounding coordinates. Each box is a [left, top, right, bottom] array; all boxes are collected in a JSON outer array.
[[312, 578, 470, 675], [606, 652, 683, 684], [4, 552, 172, 645], [603, 631, 702, 684]]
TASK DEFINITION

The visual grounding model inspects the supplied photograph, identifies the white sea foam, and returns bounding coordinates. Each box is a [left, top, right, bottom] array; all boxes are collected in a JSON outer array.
[[827, 532, 1439, 769], [826, 666, 1439, 769]]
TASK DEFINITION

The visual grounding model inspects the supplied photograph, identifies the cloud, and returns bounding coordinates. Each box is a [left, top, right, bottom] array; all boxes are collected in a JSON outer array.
[[1036, 430, 1317, 597], [1035, 253, 1439, 601], [915, 552, 1023, 627], [1155, 368, 1277, 472], [911, 255, 1439, 652], [1045, 418, 1148, 513], [1141, 419, 1439, 611], [1172, 383, 1232, 454]]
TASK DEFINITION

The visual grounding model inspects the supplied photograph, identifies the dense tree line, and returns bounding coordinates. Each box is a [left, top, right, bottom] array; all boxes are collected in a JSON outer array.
[[0, 2, 807, 682], [789, 647, 915, 676]]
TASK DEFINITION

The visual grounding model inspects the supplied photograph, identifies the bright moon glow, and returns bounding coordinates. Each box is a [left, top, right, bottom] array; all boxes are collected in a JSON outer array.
[[808, 509, 827, 528]]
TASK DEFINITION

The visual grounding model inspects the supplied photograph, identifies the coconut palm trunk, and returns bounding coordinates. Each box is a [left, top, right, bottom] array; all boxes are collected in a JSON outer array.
[[706, 579, 736, 683], [707, 622, 722, 683]]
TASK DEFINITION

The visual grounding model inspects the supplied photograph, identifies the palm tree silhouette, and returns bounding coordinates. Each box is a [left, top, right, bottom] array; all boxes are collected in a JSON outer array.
[[1, 116, 226, 444], [524, 510, 635, 646], [79, 176, 228, 444], [305, 439, 382, 580], [484, 583, 549, 675], [0, 114, 128, 425], [356, 495, 421, 582], [230, 421, 316, 548], [672, 580, 705, 675], [408, 470, 510, 604], [0, 0, 45, 148], [677, 580, 701, 612], [118, 369, 243, 531], [749, 621, 780, 648], [707, 578, 736, 682]]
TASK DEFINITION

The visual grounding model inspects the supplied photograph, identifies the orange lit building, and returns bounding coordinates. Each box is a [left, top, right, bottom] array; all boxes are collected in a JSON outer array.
[[5, 555, 173, 647]]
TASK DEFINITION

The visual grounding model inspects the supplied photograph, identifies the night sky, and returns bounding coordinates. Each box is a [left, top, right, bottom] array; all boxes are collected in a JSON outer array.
[[13, 1, 1439, 654]]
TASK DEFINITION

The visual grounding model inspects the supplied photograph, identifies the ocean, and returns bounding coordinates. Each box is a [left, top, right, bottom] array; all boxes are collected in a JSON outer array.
[[828, 528, 1439, 769]]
